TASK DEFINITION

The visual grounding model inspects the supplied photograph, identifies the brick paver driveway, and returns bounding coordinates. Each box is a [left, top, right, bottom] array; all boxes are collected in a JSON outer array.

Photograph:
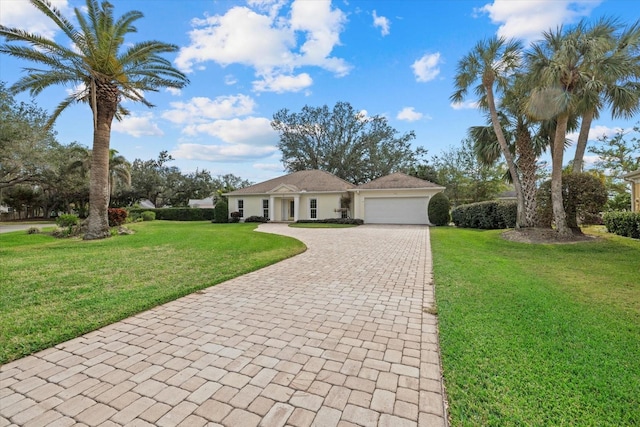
[[1, 224, 447, 426]]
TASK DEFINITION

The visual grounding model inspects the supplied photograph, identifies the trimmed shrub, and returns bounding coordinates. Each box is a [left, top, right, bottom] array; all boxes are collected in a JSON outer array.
[[108, 208, 128, 227], [428, 193, 451, 226], [26, 227, 40, 234], [213, 199, 229, 223], [244, 216, 269, 223], [141, 211, 156, 221], [229, 211, 241, 223], [56, 214, 78, 228], [296, 218, 364, 225], [451, 201, 517, 229], [537, 173, 607, 228], [127, 208, 215, 221], [603, 211, 640, 239]]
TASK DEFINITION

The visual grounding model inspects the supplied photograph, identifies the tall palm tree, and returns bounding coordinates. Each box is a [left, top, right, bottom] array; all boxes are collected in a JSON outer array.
[[572, 19, 640, 173], [0, 0, 188, 239], [451, 36, 527, 228], [526, 22, 619, 237]]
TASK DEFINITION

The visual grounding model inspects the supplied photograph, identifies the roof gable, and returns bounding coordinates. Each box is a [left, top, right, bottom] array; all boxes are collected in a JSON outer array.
[[226, 170, 356, 195], [356, 172, 443, 190]]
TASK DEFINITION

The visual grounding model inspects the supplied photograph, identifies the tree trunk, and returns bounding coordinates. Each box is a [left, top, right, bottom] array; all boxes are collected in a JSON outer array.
[[552, 113, 571, 237], [485, 85, 526, 228], [84, 83, 118, 240], [572, 109, 594, 174], [515, 120, 538, 227]]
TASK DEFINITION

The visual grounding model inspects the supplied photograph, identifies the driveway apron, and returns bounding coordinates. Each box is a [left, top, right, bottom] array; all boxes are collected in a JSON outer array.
[[0, 223, 447, 427]]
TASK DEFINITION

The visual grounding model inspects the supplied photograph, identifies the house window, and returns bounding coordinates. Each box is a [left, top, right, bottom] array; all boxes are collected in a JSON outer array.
[[310, 198, 317, 219], [262, 199, 269, 219], [341, 209, 348, 219], [237, 199, 244, 218]]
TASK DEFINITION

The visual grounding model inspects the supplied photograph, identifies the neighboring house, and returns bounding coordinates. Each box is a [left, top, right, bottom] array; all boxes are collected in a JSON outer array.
[[623, 169, 640, 212], [496, 189, 517, 201], [138, 199, 156, 209], [224, 170, 445, 225], [188, 197, 215, 209]]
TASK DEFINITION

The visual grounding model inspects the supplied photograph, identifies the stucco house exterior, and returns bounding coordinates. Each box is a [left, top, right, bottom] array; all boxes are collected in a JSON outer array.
[[225, 170, 445, 225], [623, 169, 640, 212]]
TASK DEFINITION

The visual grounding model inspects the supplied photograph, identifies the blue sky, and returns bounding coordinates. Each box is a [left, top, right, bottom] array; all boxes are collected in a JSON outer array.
[[1, 0, 638, 183]]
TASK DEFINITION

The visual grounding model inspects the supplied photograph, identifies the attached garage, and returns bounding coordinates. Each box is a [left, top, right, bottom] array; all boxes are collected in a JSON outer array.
[[364, 197, 429, 224]]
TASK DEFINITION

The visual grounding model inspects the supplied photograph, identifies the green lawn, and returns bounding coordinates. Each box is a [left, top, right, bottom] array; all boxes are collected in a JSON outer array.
[[0, 221, 305, 364], [431, 227, 640, 426]]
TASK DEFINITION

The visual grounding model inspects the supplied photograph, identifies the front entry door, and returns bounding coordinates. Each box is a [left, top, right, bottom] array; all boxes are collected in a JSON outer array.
[[288, 200, 295, 221], [281, 199, 295, 221]]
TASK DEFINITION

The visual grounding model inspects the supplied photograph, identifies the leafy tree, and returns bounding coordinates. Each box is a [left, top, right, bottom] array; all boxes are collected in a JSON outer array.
[[589, 125, 640, 209], [272, 101, 422, 185], [451, 36, 527, 227], [0, 0, 188, 239], [130, 151, 177, 208]]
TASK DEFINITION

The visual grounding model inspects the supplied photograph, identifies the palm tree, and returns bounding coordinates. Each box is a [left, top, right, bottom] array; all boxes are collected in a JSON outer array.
[[451, 36, 527, 228], [572, 19, 640, 173], [526, 22, 620, 237], [0, 0, 188, 239], [108, 149, 131, 198]]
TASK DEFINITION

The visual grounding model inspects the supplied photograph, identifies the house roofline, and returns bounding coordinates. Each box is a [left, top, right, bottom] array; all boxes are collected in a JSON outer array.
[[348, 186, 446, 192]]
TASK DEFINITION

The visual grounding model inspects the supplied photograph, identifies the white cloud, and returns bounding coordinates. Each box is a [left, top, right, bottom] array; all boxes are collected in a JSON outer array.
[[182, 117, 276, 146], [450, 100, 480, 110], [165, 87, 182, 96], [396, 107, 424, 122], [171, 143, 277, 162], [478, 0, 601, 43], [412, 53, 441, 82], [225, 75, 238, 85], [567, 125, 626, 143], [162, 95, 257, 125], [112, 113, 164, 138], [253, 72, 313, 93], [0, 0, 72, 39], [372, 10, 390, 36], [175, 0, 350, 92], [253, 162, 285, 171]]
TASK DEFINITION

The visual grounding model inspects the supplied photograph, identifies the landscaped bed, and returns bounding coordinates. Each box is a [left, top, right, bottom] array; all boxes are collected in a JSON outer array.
[[431, 227, 640, 426], [0, 221, 305, 364]]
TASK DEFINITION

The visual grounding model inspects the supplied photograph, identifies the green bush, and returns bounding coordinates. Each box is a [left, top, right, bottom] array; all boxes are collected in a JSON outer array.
[[56, 214, 78, 228], [141, 211, 156, 221], [127, 208, 215, 221], [451, 201, 517, 229], [603, 211, 640, 239], [429, 193, 451, 226], [108, 208, 128, 227], [26, 227, 40, 234], [296, 218, 364, 225], [213, 199, 229, 223], [537, 173, 607, 228]]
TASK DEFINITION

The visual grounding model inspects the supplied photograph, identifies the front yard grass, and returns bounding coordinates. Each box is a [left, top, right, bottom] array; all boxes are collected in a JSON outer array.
[[0, 221, 305, 364], [431, 227, 639, 426]]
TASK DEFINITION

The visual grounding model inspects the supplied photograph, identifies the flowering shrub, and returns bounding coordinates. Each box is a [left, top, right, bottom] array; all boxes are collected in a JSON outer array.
[[108, 208, 128, 227]]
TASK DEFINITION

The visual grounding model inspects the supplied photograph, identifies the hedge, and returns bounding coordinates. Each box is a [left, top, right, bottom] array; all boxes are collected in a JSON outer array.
[[296, 218, 364, 225], [127, 208, 215, 221], [451, 200, 517, 229], [603, 211, 640, 239]]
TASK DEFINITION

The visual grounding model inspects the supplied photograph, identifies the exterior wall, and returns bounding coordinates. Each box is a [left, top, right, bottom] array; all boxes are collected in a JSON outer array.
[[352, 189, 444, 223], [632, 181, 640, 212], [227, 193, 345, 221]]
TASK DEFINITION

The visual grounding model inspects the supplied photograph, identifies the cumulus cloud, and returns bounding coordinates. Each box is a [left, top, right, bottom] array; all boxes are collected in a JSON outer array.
[[162, 95, 257, 125], [175, 0, 350, 93], [567, 125, 626, 143], [0, 0, 72, 39], [478, 0, 601, 43], [450, 100, 480, 110], [372, 10, 390, 36], [396, 107, 424, 122], [182, 117, 276, 145], [112, 113, 164, 138], [253, 73, 313, 93], [412, 53, 441, 82], [171, 142, 277, 162]]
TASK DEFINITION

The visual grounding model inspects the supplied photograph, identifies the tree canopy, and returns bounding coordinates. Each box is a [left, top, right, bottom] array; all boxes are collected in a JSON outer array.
[[272, 101, 423, 185]]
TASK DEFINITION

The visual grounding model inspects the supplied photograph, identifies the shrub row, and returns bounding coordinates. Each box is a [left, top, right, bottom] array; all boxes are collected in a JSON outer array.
[[451, 201, 517, 229], [127, 208, 214, 221], [603, 211, 640, 239], [244, 216, 269, 223], [296, 218, 364, 225]]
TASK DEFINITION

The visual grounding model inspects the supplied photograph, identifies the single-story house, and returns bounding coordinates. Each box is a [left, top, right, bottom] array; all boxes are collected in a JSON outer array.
[[188, 197, 215, 209], [623, 169, 640, 212], [224, 170, 445, 225]]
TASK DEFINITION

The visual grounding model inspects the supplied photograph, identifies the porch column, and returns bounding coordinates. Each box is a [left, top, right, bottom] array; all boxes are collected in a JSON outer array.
[[294, 195, 300, 222], [269, 196, 275, 220]]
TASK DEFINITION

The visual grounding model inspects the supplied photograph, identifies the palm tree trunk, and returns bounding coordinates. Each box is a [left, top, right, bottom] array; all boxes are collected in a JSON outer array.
[[572, 109, 594, 173], [552, 113, 571, 237], [486, 86, 526, 228], [516, 120, 538, 227]]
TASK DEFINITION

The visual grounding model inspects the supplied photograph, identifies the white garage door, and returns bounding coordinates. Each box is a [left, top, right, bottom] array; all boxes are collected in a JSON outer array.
[[364, 197, 428, 224]]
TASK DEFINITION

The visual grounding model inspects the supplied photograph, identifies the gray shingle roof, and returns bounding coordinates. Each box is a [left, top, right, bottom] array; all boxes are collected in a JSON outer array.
[[356, 172, 443, 189], [226, 170, 356, 195]]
